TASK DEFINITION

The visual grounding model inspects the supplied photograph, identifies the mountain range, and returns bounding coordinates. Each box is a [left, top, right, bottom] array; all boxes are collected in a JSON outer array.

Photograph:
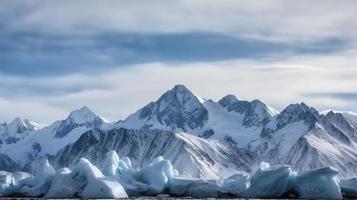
[[1, 84, 357, 178]]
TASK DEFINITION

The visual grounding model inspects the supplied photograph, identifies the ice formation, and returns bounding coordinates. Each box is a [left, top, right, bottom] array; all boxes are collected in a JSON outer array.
[[295, 167, 342, 199], [0, 152, 353, 199], [141, 156, 177, 194], [245, 162, 296, 198], [340, 177, 357, 198], [45, 158, 128, 198], [218, 173, 250, 195]]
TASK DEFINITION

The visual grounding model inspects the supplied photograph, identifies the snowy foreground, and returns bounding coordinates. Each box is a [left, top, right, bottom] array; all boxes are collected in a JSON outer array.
[[0, 151, 356, 199]]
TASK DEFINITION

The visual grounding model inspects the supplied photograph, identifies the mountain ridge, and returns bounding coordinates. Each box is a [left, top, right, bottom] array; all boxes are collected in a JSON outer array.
[[1, 84, 357, 178]]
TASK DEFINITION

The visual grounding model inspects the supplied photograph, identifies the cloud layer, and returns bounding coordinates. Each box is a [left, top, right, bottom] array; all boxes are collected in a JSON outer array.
[[0, 1, 356, 123], [1, 51, 357, 124]]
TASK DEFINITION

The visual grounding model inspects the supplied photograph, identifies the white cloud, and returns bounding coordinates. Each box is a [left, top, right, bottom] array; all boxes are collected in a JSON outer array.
[[0, 50, 356, 124]]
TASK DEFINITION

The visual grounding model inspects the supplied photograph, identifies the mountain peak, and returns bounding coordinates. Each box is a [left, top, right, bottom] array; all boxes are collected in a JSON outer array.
[[163, 84, 198, 100], [123, 84, 208, 131], [54, 106, 105, 138], [68, 106, 98, 125], [157, 84, 202, 109], [283, 102, 319, 117], [218, 95, 239, 106], [272, 102, 319, 131], [172, 84, 190, 92], [8, 117, 26, 127], [8, 117, 42, 132], [0, 117, 42, 139], [218, 95, 275, 127]]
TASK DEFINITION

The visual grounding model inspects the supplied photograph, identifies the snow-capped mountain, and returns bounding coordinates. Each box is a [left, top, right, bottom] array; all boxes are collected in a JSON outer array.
[[0, 118, 43, 146], [0, 84, 357, 179], [117, 84, 276, 146], [0, 106, 109, 166], [252, 105, 357, 177], [218, 94, 277, 128], [117, 84, 209, 132], [54, 106, 107, 138], [115, 85, 357, 177], [282, 111, 357, 175]]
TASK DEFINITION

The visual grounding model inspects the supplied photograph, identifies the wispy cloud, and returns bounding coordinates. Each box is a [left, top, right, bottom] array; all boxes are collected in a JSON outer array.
[[2, 1, 357, 43], [304, 92, 357, 102], [0, 31, 347, 77], [0, 50, 356, 124]]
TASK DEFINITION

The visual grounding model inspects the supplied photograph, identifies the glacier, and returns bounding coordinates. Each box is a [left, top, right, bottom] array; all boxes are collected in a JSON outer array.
[[0, 151, 351, 199]]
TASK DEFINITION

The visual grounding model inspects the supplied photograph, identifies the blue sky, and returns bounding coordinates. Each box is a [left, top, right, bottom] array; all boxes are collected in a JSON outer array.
[[0, 0, 357, 123]]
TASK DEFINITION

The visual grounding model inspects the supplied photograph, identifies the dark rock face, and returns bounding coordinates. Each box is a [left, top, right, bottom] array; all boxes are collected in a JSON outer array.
[[324, 111, 357, 142], [54, 116, 104, 138], [276, 103, 319, 129], [55, 120, 80, 138], [261, 103, 319, 137], [32, 142, 42, 154], [4, 137, 20, 144], [219, 95, 274, 127], [53, 128, 259, 178], [138, 85, 208, 131], [0, 153, 20, 172], [202, 129, 215, 138]]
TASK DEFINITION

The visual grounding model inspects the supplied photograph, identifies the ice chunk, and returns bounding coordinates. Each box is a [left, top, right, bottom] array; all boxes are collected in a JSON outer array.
[[81, 176, 128, 199], [102, 150, 120, 176], [45, 158, 128, 198], [245, 162, 296, 198], [295, 167, 342, 199], [169, 177, 220, 198], [57, 167, 71, 175], [340, 178, 357, 198], [0, 171, 34, 196], [118, 157, 133, 172], [100, 153, 147, 196], [19, 158, 56, 197], [30, 158, 56, 180], [141, 156, 176, 194], [11, 172, 33, 183], [0, 171, 16, 196], [218, 173, 250, 195]]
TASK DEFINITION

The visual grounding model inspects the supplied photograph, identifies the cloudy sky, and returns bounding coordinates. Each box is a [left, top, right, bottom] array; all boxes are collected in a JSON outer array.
[[1, 0, 357, 124]]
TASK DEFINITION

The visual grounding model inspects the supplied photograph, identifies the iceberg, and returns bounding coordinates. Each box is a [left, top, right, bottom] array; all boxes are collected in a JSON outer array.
[[295, 167, 342, 199], [218, 173, 250, 195], [339, 177, 357, 198], [101, 151, 147, 196], [46, 158, 128, 198], [19, 158, 56, 197], [0, 171, 16, 196], [102, 150, 120, 177], [101, 152, 179, 196], [0, 152, 354, 199], [140, 156, 177, 194], [0, 171, 33, 196], [245, 162, 296, 198]]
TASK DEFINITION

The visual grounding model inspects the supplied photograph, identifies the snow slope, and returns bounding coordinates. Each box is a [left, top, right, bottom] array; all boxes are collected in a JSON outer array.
[[0, 107, 108, 165], [53, 128, 259, 179]]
